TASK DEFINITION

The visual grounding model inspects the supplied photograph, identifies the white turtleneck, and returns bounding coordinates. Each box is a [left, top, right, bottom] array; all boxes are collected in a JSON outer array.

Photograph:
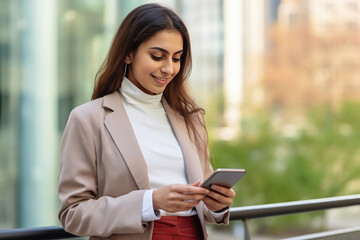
[[119, 77, 188, 189], [119, 77, 193, 220], [119, 77, 227, 222]]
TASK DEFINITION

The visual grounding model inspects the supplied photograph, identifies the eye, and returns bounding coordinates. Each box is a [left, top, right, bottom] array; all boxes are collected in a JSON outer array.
[[172, 58, 181, 62], [151, 55, 163, 61]]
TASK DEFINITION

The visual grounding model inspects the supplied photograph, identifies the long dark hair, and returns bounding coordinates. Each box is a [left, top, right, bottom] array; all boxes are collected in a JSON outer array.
[[92, 3, 207, 155]]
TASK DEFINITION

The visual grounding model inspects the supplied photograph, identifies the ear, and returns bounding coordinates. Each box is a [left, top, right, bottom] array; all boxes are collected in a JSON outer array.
[[125, 53, 133, 64]]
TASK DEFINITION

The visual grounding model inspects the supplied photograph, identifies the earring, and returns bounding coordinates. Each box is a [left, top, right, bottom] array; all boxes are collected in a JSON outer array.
[[124, 63, 128, 76]]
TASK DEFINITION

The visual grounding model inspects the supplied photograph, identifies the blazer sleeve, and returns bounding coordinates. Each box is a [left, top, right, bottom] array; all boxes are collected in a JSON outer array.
[[58, 108, 149, 237]]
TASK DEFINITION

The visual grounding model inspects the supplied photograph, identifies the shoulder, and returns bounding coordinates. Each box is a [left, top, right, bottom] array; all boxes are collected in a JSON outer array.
[[69, 91, 121, 118], [67, 91, 123, 129], [69, 97, 104, 121]]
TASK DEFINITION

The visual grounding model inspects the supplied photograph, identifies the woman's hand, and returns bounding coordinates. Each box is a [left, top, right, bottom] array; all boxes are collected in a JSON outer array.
[[153, 181, 209, 213], [202, 185, 236, 212]]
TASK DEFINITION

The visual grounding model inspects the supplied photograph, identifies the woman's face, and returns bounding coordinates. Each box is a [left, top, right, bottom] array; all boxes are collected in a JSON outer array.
[[126, 29, 183, 95]]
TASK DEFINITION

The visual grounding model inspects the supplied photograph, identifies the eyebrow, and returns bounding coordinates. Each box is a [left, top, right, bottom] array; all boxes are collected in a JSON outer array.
[[149, 47, 183, 55]]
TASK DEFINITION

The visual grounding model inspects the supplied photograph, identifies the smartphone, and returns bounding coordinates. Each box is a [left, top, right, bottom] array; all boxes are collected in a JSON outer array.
[[200, 168, 246, 189]]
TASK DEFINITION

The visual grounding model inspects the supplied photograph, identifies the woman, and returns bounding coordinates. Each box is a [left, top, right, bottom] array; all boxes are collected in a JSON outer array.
[[58, 3, 235, 240]]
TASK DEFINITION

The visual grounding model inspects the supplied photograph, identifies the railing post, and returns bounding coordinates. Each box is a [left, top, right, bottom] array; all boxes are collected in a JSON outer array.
[[244, 219, 251, 240]]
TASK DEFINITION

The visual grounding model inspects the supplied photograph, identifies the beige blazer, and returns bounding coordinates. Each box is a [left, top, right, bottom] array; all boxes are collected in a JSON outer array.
[[58, 91, 229, 240]]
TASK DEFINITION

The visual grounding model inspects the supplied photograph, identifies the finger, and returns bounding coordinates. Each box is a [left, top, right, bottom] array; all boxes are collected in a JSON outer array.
[[172, 185, 209, 195], [153, 186, 204, 211], [191, 180, 201, 187], [168, 191, 206, 202], [160, 198, 198, 212], [181, 193, 207, 201], [206, 191, 229, 204], [206, 190, 233, 206], [166, 200, 201, 212], [210, 185, 236, 198], [202, 196, 226, 212]]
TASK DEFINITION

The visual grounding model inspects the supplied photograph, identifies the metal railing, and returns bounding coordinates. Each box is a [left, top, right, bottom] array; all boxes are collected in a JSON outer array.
[[230, 194, 360, 239], [0, 226, 76, 240], [1, 194, 360, 240]]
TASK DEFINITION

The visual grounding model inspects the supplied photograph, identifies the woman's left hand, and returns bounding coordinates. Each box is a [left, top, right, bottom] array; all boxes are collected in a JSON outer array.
[[202, 185, 236, 212]]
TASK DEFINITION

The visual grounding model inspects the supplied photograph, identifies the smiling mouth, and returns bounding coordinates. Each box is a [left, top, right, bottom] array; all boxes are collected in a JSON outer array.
[[151, 74, 168, 82]]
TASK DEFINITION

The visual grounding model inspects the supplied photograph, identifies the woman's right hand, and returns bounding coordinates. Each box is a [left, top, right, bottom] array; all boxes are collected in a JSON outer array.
[[153, 181, 209, 213]]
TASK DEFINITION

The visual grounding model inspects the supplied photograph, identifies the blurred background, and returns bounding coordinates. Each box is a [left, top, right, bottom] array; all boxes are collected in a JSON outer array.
[[1, 0, 360, 239]]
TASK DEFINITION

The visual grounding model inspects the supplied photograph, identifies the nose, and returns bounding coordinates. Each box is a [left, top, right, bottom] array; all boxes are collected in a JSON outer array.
[[161, 60, 175, 76]]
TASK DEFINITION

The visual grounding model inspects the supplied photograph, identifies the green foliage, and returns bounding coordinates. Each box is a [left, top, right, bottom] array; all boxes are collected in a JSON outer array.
[[209, 101, 360, 232]]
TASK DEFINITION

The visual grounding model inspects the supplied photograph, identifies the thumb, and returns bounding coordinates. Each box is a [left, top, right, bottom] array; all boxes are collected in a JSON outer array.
[[191, 180, 201, 187]]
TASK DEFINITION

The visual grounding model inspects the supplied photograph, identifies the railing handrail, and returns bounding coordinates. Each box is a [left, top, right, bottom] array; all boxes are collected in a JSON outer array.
[[0, 226, 75, 240], [1, 194, 360, 239], [282, 226, 360, 240], [230, 194, 360, 221]]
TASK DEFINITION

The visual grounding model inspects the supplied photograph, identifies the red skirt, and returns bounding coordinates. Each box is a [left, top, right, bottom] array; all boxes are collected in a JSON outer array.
[[152, 215, 204, 240]]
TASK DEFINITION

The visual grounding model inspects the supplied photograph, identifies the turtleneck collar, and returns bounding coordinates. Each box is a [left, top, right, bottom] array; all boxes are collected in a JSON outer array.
[[119, 77, 163, 108]]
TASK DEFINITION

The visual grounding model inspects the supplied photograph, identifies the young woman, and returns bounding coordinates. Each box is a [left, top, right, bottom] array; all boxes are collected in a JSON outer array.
[[58, 3, 235, 240]]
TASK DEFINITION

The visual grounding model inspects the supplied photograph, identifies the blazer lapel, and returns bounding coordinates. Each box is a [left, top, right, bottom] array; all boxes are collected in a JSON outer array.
[[162, 99, 205, 225], [103, 91, 150, 190], [162, 98, 203, 184]]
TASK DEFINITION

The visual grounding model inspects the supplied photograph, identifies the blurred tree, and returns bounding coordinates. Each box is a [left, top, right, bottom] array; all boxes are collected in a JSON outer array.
[[210, 101, 360, 233], [208, 21, 360, 234]]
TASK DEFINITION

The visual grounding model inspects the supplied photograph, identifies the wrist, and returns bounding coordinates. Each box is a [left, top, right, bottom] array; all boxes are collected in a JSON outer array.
[[152, 189, 160, 210]]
